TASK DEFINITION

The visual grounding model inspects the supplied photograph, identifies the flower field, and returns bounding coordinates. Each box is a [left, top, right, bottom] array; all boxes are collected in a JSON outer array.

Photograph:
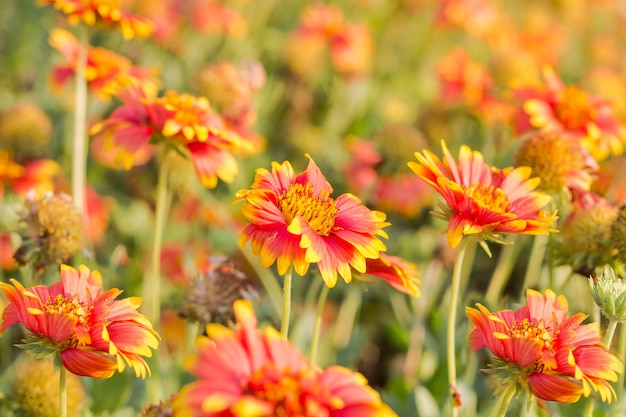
[[0, 1, 626, 416]]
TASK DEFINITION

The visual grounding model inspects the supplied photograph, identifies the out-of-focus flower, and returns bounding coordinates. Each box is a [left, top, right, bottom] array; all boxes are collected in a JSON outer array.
[[235, 155, 389, 288], [0, 150, 25, 198], [160, 242, 212, 286], [9, 159, 61, 196], [14, 191, 84, 271], [514, 131, 597, 194], [180, 256, 258, 326], [467, 289, 622, 403], [84, 186, 113, 244], [437, 48, 494, 110], [513, 66, 626, 161], [191, 0, 247, 37], [436, 0, 502, 39], [592, 156, 626, 206], [612, 205, 626, 265], [360, 253, 421, 297], [329, 22, 373, 78], [13, 359, 85, 417], [408, 140, 556, 251], [0, 232, 17, 271], [589, 265, 626, 323], [0, 264, 159, 378], [173, 299, 397, 417], [38, 0, 154, 39], [49, 28, 160, 100], [343, 137, 382, 195], [372, 174, 434, 218], [90, 86, 252, 188], [0, 103, 52, 158]]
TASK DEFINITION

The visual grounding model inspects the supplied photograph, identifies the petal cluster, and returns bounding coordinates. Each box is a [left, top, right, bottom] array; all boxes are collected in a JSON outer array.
[[0, 264, 159, 378], [234, 155, 389, 288], [409, 140, 556, 249], [174, 299, 396, 417], [467, 289, 622, 403]]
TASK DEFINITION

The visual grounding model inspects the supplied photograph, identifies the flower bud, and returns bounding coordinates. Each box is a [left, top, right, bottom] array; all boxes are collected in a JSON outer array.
[[589, 265, 626, 322]]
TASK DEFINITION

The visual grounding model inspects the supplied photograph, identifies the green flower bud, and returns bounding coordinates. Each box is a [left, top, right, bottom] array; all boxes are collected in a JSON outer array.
[[589, 265, 626, 322]]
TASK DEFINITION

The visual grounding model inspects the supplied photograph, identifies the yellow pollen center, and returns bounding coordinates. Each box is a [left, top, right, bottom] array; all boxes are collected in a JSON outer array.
[[465, 183, 510, 213], [279, 183, 338, 236], [509, 318, 557, 349], [556, 86, 597, 130], [42, 294, 90, 326]]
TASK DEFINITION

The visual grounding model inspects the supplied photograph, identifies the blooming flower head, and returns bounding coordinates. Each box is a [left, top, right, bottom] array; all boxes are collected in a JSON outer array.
[[49, 28, 160, 100], [38, 0, 154, 39], [467, 289, 622, 403], [408, 140, 556, 252], [173, 299, 397, 417], [234, 155, 389, 288], [361, 253, 421, 297], [90, 86, 252, 188], [0, 264, 159, 378], [513, 66, 626, 161]]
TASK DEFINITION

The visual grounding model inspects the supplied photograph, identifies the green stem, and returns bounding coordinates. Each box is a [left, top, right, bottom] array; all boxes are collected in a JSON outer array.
[[448, 239, 469, 417], [59, 364, 67, 417], [521, 235, 548, 294], [617, 324, 626, 400], [71, 26, 89, 214], [280, 267, 293, 337], [309, 284, 330, 364], [604, 320, 619, 349], [492, 384, 516, 417], [485, 240, 519, 308]]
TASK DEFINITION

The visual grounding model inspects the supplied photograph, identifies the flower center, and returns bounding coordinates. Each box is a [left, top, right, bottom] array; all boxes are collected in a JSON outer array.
[[278, 183, 338, 236], [465, 183, 510, 213], [509, 318, 557, 349], [246, 365, 342, 416], [555, 86, 597, 130], [42, 294, 90, 326]]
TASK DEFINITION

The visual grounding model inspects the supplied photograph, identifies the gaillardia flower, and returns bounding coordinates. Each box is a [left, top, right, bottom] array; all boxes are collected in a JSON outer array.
[[0, 264, 159, 378], [467, 289, 622, 403], [234, 155, 389, 288], [408, 140, 556, 251], [173, 299, 397, 417]]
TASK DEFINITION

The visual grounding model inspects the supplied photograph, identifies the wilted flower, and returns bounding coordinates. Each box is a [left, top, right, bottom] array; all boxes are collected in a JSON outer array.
[[589, 265, 626, 323], [0, 103, 52, 158], [0, 264, 159, 378], [513, 66, 626, 161], [173, 299, 397, 417], [49, 28, 160, 100], [13, 359, 85, 417], [408, 140, 556, 252], [235, 155, 389, 288], [141, 394, 176, 417], [467, 289, 622, 403], [38, 0, 154, 39], [514, 131, 597, 194], [179, 256, 258, 326], [14, 191, 84, 271]]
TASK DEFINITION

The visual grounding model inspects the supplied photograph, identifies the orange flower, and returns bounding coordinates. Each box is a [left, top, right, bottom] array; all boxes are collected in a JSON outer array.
[[467, 289, 622, 403], [513, 66, 626, 161], [49, 28, 160, 100], [38, 0, 154, 39], [362, 253, 421, 297], [0, 150, 25, 198], [173, 299, 397, 417], [409, 141, 556, 251], [0, 264, 159, 378], [90, 86, 251, 188], [235, 155, 389, 288]]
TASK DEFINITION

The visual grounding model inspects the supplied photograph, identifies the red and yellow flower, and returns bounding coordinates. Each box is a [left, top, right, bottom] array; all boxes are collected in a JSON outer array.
[[467, 289, 622, 403], [0, 264, 159, 378], [173, 299, 397, 417], [235, 155, 389, 288], [38, 0, 154, 39], [408, 140, 556, 250], [361, 253, 421, 297], [90, 86, 252, 188], [513, 66, 626, 161]]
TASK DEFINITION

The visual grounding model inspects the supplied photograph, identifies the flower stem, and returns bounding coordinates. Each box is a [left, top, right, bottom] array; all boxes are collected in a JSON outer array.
[[448, 239, 469, 417], [280, 267, 293, 337], [309, 284, 330, 364], [492, 384, 516, 417], [521, 234, 548, 293], [604, 320, 619, 349], [485, 240, 519, 308], [71, 26, 89, 214], [59, 364, 67, 417]]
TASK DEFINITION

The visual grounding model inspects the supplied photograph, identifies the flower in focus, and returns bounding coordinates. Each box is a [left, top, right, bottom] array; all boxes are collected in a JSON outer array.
[[14, 191, 84, 271], [49, 28, 160, 100], [514, 131, 597, 194], [235, 155, 389, 288], [173, 299, 397, 417], [467, 289, 622, 403], [0, 103, 52, 159], [360, 253, 421, 297], [38, 0, 154, 39], [179, 256, 258, 326], [90, 86, 252, 188], [513, 66, 626, 161], [408, 140, 556, 252], [13, 358, 85, 417], [0, 264, 159, 378]]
